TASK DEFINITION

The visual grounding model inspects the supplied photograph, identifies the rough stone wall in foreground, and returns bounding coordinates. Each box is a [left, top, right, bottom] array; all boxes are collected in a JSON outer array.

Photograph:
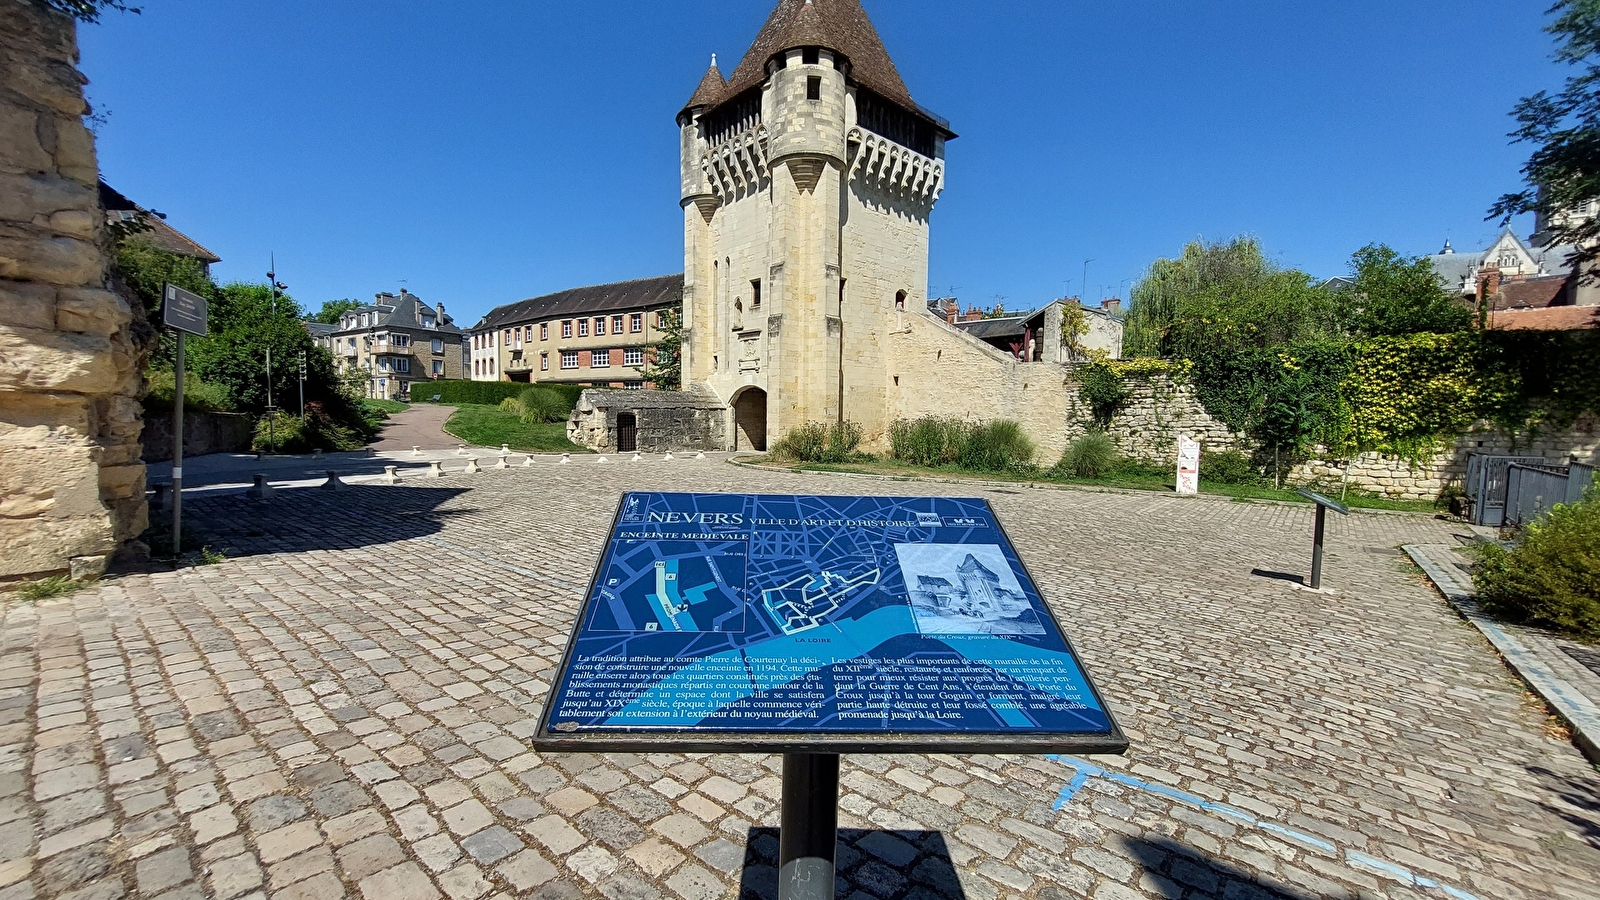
[[0, 0, 146, 580]]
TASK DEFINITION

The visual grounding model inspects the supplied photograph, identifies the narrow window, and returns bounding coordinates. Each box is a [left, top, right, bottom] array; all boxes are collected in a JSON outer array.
[[806, 76, 821, 101], [540, 323, 548, 340], [751, 279, 762, 309], [895, 290, 906, 311], [802, 47, 819, 65]]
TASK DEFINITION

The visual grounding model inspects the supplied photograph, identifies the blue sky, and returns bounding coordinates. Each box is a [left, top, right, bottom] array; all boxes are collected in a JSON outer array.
[[79, 1, 1561, 324]]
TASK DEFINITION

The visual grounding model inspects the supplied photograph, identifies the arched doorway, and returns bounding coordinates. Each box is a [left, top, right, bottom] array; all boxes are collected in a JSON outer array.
[[732, 388, 767, 451]]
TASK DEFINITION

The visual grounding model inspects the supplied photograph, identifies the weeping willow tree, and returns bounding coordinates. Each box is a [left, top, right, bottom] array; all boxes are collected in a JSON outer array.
[[1122, 237, 1342, 359]]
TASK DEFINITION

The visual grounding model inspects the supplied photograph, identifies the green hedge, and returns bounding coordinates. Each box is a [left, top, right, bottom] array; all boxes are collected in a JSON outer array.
[[420, 380, 587, 407]]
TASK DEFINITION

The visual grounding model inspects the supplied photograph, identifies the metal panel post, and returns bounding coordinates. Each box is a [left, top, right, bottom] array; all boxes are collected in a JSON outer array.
[[779, 753, 839, 900], [1309, 503, 1326, 590], [172, 331, 185, 555]]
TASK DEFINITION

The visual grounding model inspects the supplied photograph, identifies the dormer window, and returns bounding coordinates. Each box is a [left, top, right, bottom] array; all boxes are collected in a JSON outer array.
[[802, 47, 819, 65], [422, 316, 435, 328]]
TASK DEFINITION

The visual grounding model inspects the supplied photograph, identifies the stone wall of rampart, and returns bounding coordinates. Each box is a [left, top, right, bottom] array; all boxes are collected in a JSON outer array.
[[0, 1, 146, 580]]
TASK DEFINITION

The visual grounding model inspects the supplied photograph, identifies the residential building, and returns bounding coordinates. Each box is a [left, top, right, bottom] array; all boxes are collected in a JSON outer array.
[[928, 298, 1124, 361], [318, 289, 465, 399], [468, 275, 681, 386]]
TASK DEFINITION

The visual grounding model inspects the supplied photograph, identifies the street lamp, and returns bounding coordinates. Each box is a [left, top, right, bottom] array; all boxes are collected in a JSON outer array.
[[265, 257, 288, 453]]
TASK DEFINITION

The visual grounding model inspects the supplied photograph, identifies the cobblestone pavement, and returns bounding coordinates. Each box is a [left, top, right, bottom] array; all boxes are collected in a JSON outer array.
[[6, 461, 1599, 900]]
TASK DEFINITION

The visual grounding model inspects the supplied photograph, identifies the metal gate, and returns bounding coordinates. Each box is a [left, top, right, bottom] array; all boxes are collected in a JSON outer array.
[[1505, 460, 1597, 527], [1465, 453, 1548, 526], [616, 413, 637, 453]]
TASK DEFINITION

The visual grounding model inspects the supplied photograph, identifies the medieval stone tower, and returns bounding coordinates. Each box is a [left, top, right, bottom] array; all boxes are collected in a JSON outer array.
[[677, 0, 953, 450]]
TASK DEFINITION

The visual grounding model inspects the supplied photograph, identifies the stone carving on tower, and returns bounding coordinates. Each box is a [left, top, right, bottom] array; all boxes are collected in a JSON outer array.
[[676, 0, 955, 451]]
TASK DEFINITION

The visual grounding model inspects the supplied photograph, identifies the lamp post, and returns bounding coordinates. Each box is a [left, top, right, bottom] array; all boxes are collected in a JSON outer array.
[[298, 351, 306, 418], [265, 256, 288, 453], [1081, 258, 1094, 302]]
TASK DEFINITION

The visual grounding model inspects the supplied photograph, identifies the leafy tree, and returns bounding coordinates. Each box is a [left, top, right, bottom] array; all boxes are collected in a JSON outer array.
[[30, 0, 139, 22], [1123, 237, 1341, 360], [637, 306, 682, 388], [305, 299, 362, 325], [1060, 302, 1089, 360], [1490, 0, 1600, 281], [1345, 243, 1472, 336], [113, 241, 216, 368]]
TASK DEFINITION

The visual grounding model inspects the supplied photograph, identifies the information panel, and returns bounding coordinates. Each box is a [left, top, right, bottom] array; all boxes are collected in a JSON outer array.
[[534, 493, 1127, 754]]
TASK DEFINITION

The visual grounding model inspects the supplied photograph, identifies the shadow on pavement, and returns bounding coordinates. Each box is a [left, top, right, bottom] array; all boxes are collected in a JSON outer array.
[[1250, 567, 1306, 586], [177, 484, 473, 557], [739, 827, 965, 899], [1118, 834, 1316, 899], [1528, 765, 1600, 852]]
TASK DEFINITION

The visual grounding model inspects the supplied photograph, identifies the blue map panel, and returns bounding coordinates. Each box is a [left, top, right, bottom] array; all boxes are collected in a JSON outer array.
[[539, 493, 1124, 750]]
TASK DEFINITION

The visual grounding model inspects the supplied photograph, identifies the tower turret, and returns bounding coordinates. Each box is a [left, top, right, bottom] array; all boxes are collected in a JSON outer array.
[[679, 0, 955, 449]]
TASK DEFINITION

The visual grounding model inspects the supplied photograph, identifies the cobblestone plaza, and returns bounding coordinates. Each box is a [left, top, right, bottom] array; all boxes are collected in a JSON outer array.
[[5, 461, 1598, 900]]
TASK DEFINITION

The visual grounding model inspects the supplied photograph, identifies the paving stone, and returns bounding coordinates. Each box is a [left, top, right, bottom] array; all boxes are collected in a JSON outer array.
[[6, 462, 1598, 900], [134, 846, 191, 894], [460, 825, 522, 866], [359, 862, 441, 900]]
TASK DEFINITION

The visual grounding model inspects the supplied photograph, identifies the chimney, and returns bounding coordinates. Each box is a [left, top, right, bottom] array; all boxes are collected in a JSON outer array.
[[1101, 298, 1122, 314], [399, 287, 410, 296], [964, 306, 983, 322], [436, 302, 446, 319], [945, 301, 957, 325]]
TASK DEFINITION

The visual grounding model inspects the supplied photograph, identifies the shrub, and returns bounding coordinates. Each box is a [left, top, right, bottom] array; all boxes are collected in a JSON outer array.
[[252, 403, 364, 453], [888, 416, 968, 466], [959, 420, 1036, 472], [424, 380, 588, 407], [771, 421, 862, 463], [1059, 431, 1120, 478], [518, 387, 572, 424], [498, 397, 523, 414], [1078, 362, 1131, 429], [143, 368, 234, 413], [1475, 480, 1600, 640], [1199, 449, 1262, 485]]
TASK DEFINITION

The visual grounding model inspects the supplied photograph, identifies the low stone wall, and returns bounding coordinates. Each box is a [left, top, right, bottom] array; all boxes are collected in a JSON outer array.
[[1075, 374, 1244, 463], [567, 388, 726, 453], [1292, 413, 1600, 500], [1, 2, 147, 581], [141, 410, 254, 463]]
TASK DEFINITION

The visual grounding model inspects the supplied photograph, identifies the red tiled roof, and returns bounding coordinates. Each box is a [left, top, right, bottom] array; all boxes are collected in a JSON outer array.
[[718, 0, 918, 116], [1494, 275, 1569, 310], [98, 180, 221, 264], [1488, 305, 1600, 331]]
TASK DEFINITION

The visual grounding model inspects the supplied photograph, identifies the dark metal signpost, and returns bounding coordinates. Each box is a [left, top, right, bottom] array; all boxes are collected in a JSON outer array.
[[161, 284, 208, 556], [1294, 488, 1349, 589], [534, 492, 1127, 900]]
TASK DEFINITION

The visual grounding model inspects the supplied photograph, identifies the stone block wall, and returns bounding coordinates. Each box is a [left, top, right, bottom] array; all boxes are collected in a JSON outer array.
[[1, 0, 147, 581], [141, 411, 254, 463], [1081, 375, 1243, 463]]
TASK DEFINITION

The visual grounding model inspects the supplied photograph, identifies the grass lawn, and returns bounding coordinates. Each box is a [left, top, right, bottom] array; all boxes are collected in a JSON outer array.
[[442, 404, 584, 452], [359, 398, 409, 415], [755, 457, 1439, 513]]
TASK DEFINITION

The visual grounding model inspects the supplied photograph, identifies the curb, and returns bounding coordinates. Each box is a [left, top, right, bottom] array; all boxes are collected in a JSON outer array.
[[727, 458, 1438, 517], [1403, 543, 1600, 765]]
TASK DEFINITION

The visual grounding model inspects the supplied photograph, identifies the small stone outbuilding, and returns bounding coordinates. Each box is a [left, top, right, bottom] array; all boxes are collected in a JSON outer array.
[[567, 388, 726, 453]]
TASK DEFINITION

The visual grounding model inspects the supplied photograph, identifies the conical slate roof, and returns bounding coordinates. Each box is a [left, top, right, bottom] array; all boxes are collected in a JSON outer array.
[[720, 0, 917, 114], [682, 57, 727, 111]]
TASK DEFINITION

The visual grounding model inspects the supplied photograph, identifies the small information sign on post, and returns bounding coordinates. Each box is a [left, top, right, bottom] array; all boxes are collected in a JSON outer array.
[[162, 284, 208, 557], [536, 493, 1126, 900], [1294, 487, 1349, 589], [1176, 434, 1200, 495]]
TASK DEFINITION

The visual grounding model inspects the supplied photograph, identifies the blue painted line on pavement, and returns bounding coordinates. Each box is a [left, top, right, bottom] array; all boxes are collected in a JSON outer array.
[[1047, 755, 1482, 900]]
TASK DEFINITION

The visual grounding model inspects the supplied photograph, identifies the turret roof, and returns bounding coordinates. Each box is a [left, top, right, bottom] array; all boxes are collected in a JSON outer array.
[[721, 0, 917, 114], [683, 57, 727, 111]]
